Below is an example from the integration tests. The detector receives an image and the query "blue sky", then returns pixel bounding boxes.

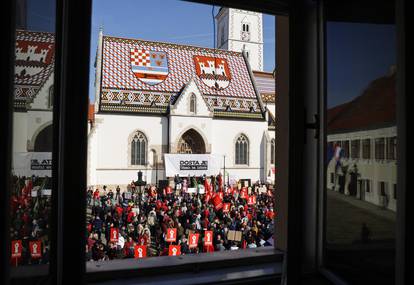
[88,0,276,100]
[25,0,396,108]
[327,22,396,107]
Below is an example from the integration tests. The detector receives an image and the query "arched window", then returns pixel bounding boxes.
[235,134,249,165]
[271,139,275,164]
[131,131,147,165]
[189,94,196,114]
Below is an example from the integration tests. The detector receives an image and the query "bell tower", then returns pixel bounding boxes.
[215,8,264,71]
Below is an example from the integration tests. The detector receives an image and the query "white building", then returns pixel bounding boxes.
[326,69,397,211]
[12,30,55,177]
[11,9,276,190]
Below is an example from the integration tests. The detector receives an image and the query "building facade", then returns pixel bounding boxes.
[326,71,397,211]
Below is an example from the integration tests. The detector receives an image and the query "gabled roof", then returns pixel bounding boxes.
[99,35,264,119]
[253,70,275,104]
[327,72,396,134]
[14,30,55,110]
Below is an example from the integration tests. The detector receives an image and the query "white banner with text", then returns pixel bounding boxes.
[164,154,223,177]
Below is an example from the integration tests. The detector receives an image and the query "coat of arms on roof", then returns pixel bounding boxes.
[15,41,54,78]
[130,48,169,85]
[194,56,231,90]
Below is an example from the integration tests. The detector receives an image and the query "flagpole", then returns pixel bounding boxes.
[223,155,226,188]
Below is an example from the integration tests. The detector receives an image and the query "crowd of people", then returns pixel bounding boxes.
[85,174,275,261]
[9,174,275,265]
[10,175,51,265]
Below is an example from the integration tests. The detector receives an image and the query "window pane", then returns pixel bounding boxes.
[10,0,56,273]
[325,22,396,284]
[86,0,277,268]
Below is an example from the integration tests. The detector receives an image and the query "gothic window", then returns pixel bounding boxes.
[235,134,249,165]
[271,139,275,164]
[189,93,196,114]
[131,131,147,165]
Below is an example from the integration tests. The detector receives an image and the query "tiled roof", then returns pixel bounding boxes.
[327,73,396,134]
[253,71,275,104]
[99,35,263,118]
[14,30,55,110]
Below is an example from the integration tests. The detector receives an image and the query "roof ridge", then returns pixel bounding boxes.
[103,34,243,56]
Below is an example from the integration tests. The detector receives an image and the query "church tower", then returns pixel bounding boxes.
[215,8,264,71]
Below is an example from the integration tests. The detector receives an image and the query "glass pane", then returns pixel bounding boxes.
[86,0,276,266]
[325,22,396,284]
[10,0,56,271]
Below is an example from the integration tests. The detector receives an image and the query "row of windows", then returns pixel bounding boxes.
[131,132,273,166]
[330,175,397,200]
[330,136,397,160]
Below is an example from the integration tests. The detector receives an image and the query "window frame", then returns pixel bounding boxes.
[234,134,249,165]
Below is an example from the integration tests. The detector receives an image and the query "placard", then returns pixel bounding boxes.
[124,192,132,199]
[110,227,119,242]
[227,230,242,241]
[222,203,230,213]
[41,189,52,196]
[134,245,147,259]
[165,228,177,243]
[168,245,181,256]
[11,240,22,258]
[188,233,199,248]
[187,187,197,194]
[248,195,256,205]
[204,231,213,246]
[29,241,42,259]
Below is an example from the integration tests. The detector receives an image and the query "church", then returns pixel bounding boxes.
[11,8,275,190]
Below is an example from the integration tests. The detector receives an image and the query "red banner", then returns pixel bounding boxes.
[188,233,200,248]
[134,245,147,259]
[168,245,181,256]
[165,228,177,242]
[110,227,119,242]
[11,240,22,258]
[204,231,213,246]
[29,241,42,259]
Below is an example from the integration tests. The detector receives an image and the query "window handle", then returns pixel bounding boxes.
[304,111,320,142]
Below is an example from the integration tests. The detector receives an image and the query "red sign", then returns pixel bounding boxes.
[204,231,213,246]
[165,228,177,242]
[248,195,257,205]
[188,233,200,248]
[223,203,230,213]
[29,241,42,259]
[212,195,223,210]
[165,186,173,195]
[110,227,119,242]
[11,240,22,258]
[134,245,147,259]
[240,188,248,199]
[168,245,181,256]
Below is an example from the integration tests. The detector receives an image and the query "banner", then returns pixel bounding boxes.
[13,152,52,177]
[164,154,223,177]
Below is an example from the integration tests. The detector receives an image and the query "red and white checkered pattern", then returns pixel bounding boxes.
[130,49,150,66]
[102,36,258,100]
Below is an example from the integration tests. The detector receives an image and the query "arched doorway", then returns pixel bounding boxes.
[177,129,206,154]
[34,124,53,152]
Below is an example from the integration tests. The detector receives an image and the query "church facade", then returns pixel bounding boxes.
[10,9,275,190]
[88,8,275,189]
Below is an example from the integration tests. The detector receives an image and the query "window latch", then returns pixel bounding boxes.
[304,112,320,141]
